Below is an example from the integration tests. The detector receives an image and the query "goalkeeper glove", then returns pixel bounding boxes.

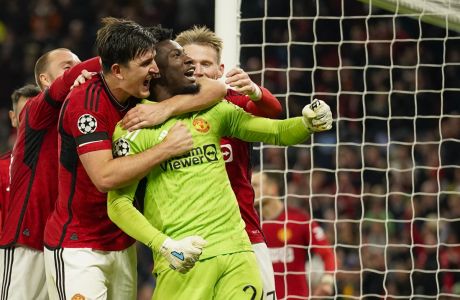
[302,99,333,132]
[159,236,207,274]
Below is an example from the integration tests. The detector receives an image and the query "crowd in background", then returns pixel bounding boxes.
[0,0,459,299]
[0,0,214,152]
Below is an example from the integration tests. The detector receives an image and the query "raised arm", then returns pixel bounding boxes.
[244,86,282,118]
[121,77,226,131]
[48,57,101,103]
[225,67,282,118]
[28,57,101,129]
[220,99,332,146]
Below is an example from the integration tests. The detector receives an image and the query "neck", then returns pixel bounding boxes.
[150,85,173,102]
[262,198,284,220]
[102,72,130,104]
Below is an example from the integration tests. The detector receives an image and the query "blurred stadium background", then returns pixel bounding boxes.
[0,0,459,299]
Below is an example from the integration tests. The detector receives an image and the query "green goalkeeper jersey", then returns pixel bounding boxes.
[108,100,311,273]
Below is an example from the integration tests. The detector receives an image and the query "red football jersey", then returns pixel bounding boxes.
[44,74,134,251]
[0,151,11,231]
[0,57,101,251]
[262,207,335,299]
[223,87,281,243]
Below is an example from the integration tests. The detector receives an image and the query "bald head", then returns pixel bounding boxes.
[34,48,80,90]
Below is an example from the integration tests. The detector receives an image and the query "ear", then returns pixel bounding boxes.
[111,64,123,80]
[39,73,50,89]
[216,63,224,79]
[9,110,17,128]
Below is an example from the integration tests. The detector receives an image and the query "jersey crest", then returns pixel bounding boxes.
[77,114,97,134]
[277,227,293,242]
[71,293,86,300]
[192,117,210,133]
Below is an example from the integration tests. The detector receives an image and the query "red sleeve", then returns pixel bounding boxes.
[245,86,282,118]
[309,219,336,272]
[64,92,112,156]
[224,87,282,118]
[48,57,101,103]
[27,57,101,130]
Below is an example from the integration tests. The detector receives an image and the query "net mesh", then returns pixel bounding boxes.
[239,0,460,298]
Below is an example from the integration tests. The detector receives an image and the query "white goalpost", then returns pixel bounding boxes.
[216,0,460,299]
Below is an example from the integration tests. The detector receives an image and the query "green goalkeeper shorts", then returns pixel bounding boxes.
[153,251,263,300]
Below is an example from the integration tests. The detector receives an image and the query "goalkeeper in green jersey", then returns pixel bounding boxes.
[107,26,333,300]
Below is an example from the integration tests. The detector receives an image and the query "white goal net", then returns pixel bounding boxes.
[230,0,460,299]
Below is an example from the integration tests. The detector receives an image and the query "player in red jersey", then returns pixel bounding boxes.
[253,171,336,299]
[175,25,282,299]
[44,18,225,300]
[0,84,40,231]
[0,48,100,300]
[0,152,10,232]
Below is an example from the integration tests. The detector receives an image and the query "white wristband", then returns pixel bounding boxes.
[248,85,262,101]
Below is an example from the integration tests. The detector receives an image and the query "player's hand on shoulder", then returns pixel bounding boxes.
[70,70,97,90]
[225,67,261,100]
[160,236,207,274]
[162,122,193,157]
[302,98,333,132]
[122,102,173,132]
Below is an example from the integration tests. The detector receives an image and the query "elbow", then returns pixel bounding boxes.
[267,107,283,119]
[93,176,117,193]
[269,103,283,118]
[275,106,283,118]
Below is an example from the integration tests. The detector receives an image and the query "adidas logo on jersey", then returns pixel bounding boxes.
[160,144,218,171]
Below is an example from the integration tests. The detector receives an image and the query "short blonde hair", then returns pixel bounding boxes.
[175,26,223,63]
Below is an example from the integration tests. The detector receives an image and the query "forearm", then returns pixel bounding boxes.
[108,192,167,252]
[233,116,312,146]
[93,142,172,192]
[167,77,226,116]
[246,86,282,118]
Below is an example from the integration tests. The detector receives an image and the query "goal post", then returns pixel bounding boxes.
[214,0,241,70]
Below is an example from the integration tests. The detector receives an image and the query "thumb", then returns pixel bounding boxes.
[190,236,207,248]
[302,105,317,119]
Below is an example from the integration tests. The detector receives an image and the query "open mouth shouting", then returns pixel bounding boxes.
[143,74,153,90]
[184,65,196,82]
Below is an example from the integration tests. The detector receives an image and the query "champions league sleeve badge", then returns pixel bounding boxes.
[112,138,130,157]
[77,114,97,134]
